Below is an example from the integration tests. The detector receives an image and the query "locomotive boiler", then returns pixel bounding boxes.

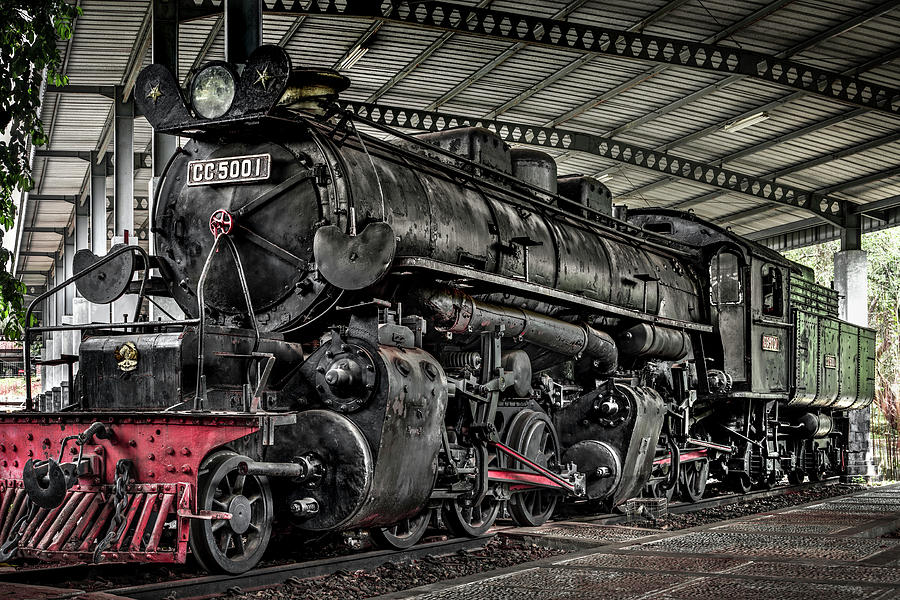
[0,46,875,573]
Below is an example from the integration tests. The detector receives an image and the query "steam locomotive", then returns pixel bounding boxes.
[0,46,874,573]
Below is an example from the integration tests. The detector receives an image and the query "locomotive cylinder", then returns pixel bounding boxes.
[617,323,691,360]
[417,287,618,373]
[795,413,834,438]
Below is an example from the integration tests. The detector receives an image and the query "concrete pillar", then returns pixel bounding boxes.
[114,87,134,239]
[64,230,75,312]
[90,152,107,255]
[835,215,877,480]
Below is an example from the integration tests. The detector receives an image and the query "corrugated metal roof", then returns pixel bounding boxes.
[15,0,900,288]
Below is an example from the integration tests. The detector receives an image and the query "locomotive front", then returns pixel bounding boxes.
[0,46,715,573]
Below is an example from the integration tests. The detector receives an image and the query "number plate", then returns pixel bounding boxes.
[762,334,780,352]
[187,153,270,186]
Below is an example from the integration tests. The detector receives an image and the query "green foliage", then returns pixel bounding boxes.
[784,229,900,434]
[0,1,80,339]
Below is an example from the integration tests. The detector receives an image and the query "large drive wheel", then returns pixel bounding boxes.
[442,494,500,537]
[370,509,432,550]
[680,459,709,503]
[190,451,274,574]
[505,410,560,527]
[788,470,805,484]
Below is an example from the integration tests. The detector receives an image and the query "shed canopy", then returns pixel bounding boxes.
[14,0,900,290]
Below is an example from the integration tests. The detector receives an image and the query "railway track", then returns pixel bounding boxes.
[0,478,845,599]
[568,476,842,525]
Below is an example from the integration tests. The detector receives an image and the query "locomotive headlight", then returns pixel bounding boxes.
[191,64,236,119]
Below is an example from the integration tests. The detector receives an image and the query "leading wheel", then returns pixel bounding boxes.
[370,509,432,550]
[442,493,500,537]
[505,410,560,527]
[680,459,709,503]
[727,472,751,494]
[190,451,274,574]
[647,479,676,502]
[788,470,805,484]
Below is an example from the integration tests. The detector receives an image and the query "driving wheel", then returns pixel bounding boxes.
[190,451,274,574]
[505,409,561,527]
[370,508,432,550]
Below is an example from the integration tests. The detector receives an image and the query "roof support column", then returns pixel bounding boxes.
[90,152,107,255]
[63,230,75,313]
[225,0,262,63]
[113,86,134,241]
[152,0,178,256]
[835,213,876,480]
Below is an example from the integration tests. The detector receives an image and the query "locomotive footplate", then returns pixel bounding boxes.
[0,411,292,564]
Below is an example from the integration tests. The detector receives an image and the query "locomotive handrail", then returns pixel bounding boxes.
[22,244,153,412]
[329,108,695,261]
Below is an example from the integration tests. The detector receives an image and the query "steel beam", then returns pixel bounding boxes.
[770,131,900,179]
[33,150,152,168]
[340,100,847,225]
[290,0,900,116]
[225,0,262,63]
[817,165,900,195]
[18,271,51,277]
[186,16,223,84]
[365,0,492,104]
[22,227,67,235]
[113,87,135,239]
[26,194,77,203]
[425,0,591,111]
[45,84,116,96]
[19,251,59,258]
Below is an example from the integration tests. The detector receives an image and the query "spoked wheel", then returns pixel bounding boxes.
[190,451,274,574]
[808,467,827,482]
[505,410,561,527]
[647,479,676,502]
[727,472,752,494]
[788,470,805,484]
[442,493,500,537]
[680,459,709,503]
[370,509,432,550]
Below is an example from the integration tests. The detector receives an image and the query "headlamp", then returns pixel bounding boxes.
[191,64,236,119]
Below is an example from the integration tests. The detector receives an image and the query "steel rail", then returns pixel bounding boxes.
[569,476,842,525]
[106,536,491,600]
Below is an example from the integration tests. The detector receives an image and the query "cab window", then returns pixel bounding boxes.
[710,250,742,305]
[761,264,784,317]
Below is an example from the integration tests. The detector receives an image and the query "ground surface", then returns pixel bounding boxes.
[216,482,876,600]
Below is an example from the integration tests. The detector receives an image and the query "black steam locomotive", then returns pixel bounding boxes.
[0,46,874,573]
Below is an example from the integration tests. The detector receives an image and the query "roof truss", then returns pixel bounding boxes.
[277,0,900,116]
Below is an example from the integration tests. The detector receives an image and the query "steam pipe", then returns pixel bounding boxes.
[416,287,617,373]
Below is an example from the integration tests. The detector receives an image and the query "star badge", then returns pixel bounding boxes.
[254,65,273,90]
[146,84,163,103]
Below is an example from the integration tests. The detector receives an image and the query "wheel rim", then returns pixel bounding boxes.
[681,459,708,502]
[191,452,274,573]
[371,509,432,550]
[507,412,560,527]
[443,493,500,537]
